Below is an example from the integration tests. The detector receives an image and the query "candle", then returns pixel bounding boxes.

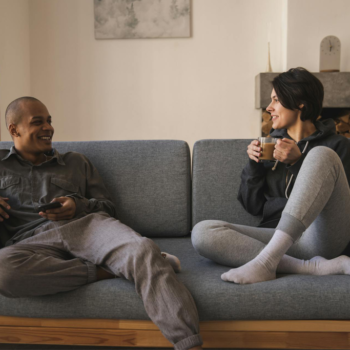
[267,22,271,43]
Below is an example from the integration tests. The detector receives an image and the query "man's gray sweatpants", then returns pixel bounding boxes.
[192,146,350,268]
[0,213,202,350]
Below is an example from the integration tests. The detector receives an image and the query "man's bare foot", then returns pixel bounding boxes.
[96,266,116,281]
[161,252,181,272]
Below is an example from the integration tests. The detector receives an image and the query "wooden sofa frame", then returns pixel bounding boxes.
[0,316,349,349]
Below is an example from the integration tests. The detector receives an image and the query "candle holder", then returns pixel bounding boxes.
[266,42,273,72]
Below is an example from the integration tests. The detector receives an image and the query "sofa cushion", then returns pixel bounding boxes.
[192,139,261,228]
[1,237,350,321]
[0,140,191,237]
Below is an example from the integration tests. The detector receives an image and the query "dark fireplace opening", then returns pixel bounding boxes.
[319,108,350,137]
[320,108,350,120]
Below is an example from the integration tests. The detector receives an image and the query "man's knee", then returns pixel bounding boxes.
[0,247,23,298]
[133,237,160,260]
[191,220,225,255]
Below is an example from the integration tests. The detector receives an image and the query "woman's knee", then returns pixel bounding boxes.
[306,146,341,167]
[191,220,226,254]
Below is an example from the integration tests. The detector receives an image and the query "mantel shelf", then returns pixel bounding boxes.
[255,72,350,109]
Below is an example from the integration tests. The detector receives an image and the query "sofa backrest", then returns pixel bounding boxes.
[0,140,191,237]
[192,139,261,228]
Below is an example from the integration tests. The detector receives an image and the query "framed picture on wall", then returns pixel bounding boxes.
[94,0,191,39]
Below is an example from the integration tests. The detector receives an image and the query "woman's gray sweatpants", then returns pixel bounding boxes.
[192,146,350,268]
[0,213,202,350]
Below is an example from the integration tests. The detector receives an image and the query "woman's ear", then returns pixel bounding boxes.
[299,103,305,110]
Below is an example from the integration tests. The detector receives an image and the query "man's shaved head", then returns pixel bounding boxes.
[5,97,54,162]
[5,97,42,129]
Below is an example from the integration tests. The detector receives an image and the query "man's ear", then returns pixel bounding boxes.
[9,124,20,138]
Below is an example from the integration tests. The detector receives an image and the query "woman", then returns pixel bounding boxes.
[192,67,350,284]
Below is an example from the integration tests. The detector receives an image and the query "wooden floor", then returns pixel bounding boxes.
[0,346,170,350]
[0,346,172,350]
[1,317,350,350]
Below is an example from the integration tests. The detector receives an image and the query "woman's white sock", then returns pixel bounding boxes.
[221,230,294,284]
[277,254,350,276]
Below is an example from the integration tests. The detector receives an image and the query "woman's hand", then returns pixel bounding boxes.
[39,197,76,221]
[274,138,302,165]
[0,197,10,222]
[247,140,261,163]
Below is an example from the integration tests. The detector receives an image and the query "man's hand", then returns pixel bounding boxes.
[0,197,10,222]
[273,138,302,165]
[39,197,76,221]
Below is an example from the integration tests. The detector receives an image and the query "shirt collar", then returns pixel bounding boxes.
[1,146,65,166]
[1,146,18,161]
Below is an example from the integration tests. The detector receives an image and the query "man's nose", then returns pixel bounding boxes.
[43,122,54,131]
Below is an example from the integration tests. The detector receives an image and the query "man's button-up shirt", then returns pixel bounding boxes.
[0,147,117,247]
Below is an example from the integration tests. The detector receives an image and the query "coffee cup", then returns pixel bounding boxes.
[258,137,277,162]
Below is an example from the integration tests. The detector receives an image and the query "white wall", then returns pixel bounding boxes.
[287,0,350,72]
[3,0,350,146]
[0,0,31,141]
[0,0,285,149]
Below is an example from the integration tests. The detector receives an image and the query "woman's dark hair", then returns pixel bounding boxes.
[272,67,324,123]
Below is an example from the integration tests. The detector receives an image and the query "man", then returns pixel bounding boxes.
[0,97,203,350]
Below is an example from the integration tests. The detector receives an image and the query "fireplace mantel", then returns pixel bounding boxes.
[255,72,350,109]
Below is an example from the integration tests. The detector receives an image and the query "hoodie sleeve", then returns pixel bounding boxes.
[237,159,267,216]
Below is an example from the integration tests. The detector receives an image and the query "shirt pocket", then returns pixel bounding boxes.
[0,176,22,208]
[0,175,21,194]
[50,176,80,197]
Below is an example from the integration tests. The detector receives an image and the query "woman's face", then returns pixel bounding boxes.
[266,89,299,130]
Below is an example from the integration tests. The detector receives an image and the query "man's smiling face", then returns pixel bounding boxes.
[12,100,54,157]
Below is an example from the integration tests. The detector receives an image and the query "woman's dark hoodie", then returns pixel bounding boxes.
[238,119,350,228]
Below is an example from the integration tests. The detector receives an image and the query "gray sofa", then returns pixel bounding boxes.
[1,139,350,349]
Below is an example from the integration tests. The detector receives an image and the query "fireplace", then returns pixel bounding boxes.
[255,72,350,137]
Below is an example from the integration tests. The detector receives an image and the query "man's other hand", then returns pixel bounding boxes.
[39,197,76,221]
[0,197,10,222]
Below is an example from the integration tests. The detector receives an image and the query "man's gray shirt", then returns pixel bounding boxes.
[0,147,117,248]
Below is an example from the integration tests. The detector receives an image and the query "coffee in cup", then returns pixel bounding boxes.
[258,137,277,161]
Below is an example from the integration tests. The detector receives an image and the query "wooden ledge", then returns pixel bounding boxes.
[2,317,350,332]
[1,317,350,348]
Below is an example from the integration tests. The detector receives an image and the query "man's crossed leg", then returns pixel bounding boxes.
[0,212,203,350]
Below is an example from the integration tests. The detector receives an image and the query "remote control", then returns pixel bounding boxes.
[37,202,62,213]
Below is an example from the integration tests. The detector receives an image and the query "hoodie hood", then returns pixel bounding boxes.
[270,118,336,142]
